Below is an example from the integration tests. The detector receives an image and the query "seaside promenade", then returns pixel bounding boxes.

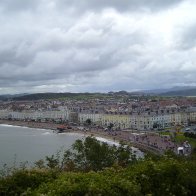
[0,119,180,155]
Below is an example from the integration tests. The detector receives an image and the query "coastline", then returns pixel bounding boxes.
[0,119,128,144]
[0,119,58,130]
[0,120,145,156]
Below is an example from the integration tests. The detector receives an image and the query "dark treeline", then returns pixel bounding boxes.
[12,92,113,101]
[184,132,196,139]
[0,137,196,195]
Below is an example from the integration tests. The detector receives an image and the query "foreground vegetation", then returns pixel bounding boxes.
[175,132,196,149]
[0,137,196,195]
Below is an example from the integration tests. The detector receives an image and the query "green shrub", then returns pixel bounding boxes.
[31,171,141,196]
[0,169,59,195]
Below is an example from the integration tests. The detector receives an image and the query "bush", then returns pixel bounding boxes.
[0,169,59,195]
[0,137,196,195]
[30,171,141,196]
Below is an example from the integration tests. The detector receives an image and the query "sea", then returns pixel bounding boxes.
[0,124,143,168]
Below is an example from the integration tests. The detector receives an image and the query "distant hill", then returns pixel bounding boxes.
[140,86,196,94]
[109,91,142,96]
[1,86,196,101]
[159,88,196,96]
[0,93,29,101]
[12,92,112,101]
[0,95,7,101]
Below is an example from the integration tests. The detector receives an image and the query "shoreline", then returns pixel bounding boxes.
[0,120,128,142]
[0,123,52,131]
[0,120,145,158]
[0,120,144,155]
[0,119,58,130]
[0,119,128,144]
[0,120,160,155]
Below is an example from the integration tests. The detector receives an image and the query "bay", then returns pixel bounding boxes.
[0,124,84,168]
[0,124,144,169]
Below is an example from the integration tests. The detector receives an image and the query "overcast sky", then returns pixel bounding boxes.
[0,0,196,94]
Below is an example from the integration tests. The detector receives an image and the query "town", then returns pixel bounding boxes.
[0,94,196,155]
[0,95,196,130]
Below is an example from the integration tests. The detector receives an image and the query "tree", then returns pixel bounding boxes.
[108,123,114,130]
[85,118,92,127]
[71,137,116,171]
[116,142,136,166]
[1,141,196,195]
[61,137,134,171]
[45,155,59,169]
[34,159,45,169]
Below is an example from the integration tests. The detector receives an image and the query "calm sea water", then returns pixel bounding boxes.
[0,124,143,168]
[0,124,84,168]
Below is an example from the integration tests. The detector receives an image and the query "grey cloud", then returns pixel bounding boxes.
[0,10,146,87]
[0,0,185,14]
[176,24,196,50]
[0,0,39,12]
[0,0,195,94]
[0,45,34,69]
[57,0,185,13]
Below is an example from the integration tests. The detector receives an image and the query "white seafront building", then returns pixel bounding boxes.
[0,109,70,122]
[79,112,102,125]
[101,113,130,129]
[0,107,196,131]
[78,108,196,131]
[0,110,10,119]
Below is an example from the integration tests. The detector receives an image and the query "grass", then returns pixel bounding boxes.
[159,131,172,136]
[175,133,196,148]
